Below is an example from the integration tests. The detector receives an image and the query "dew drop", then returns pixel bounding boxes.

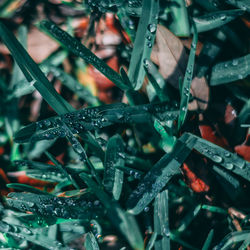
[232,59,238,66]
[147,24,157,34]
[147,42,152,48]
[212,155,223,163]
[224,152,231,158]
[225,163,234,170]
[144,206,149,212]
[220,15,226,21]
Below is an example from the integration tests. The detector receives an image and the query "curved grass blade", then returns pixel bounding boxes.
[154,190,170,250]
[103,135,125,200]
[126,133,197,215]
[201,229,214,250]
[168,0,190,36]
[214,230,250,250]
[79,173,144,250]
[146,232,157,250]
[6,183,49,195]
[39,20,129,91]
[0,221,66,250]
[192,134,250,182]
[225,0,250,12]
[128,0,159,90]
[84,232,100,250]
[210,54,250,85]
[192,9,244,33]
[178,24,198,130]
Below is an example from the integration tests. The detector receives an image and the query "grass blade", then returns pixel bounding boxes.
[103,134,125,200]
[210,54,250,85]
[126,133,197,215]
[178,24,198,130]
[193,9,244,33]
[79,173,144,250]
[84,232,100,250]
[128,0,159,90]
[154,190,170,250]
[39,20,129,91]
[201,229,214,250]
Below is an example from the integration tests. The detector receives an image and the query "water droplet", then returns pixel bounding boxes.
[147,42,152,48]
[232,59,238,66]
[220,15,226,21]
[144,207,149,212]
[43,120,51,127]
[147,24,157,34]
[212,155,223,163]
[147,35,151,41]
[143,58,149,67]
[224,152,231,158]
[225,163,234,170]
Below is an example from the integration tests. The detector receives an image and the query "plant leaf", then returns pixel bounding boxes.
[84,232,100,250]
[128,0,159,90]
[126,133,197,215]
[201,229,214,250]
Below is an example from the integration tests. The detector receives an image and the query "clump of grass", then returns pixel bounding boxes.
[0,0,249,249]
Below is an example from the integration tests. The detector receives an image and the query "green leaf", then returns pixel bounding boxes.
[168,0,190,36]
[126,133,197,215]
[84,232,100,250]
[192,9,244,33]
[103,134,125,200]
[0,21,74,115]
[214,230,250,249]
[79,173,144,250]
[154,190,170,250]
[145,232,157,250]
[225,0,250,12]
[39,20,129,91]
[6,183,49,195]
[202,229,214,250]
[0,221,66,250]
[178,24,198,130]
[128,0,159,90]
[193,135,250,182]
[210,54,250,85]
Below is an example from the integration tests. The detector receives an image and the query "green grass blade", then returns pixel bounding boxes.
[178,24,198,130]
[192,9,244,33]
[126,133,197,215]
[39,20,129,91]
[103,134,125,200]
[193,134,250,182]
[84,232,100,250]
[0,21,74,115]
[225,0,250,12]
[79,173,144,250]
[168,0,190,36]
[146,232,157,250]
[45,151,80,190]
[6,183,49,195]
[154,190,170,250]
[201,229,214,250]
[210,54,250,85]
[128,0,159,90]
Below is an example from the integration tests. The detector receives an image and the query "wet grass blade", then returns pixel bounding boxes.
[84,232,100,250]
[0,221,66,250]
[178,24,198,130]
[144,59,169,102]
[39,20,129,91]
[154,190,170,250]
[168,0,190,36]
[146,232,157,250]
[45,151,79,190]
[214,230,250,249]
[0,21,74,115]
[192,9,244,33]
[79,173,144,250]
[201,229,214,250]
[128,0,159,90]
[126,133,197,215]
[225,0,250,12]
[103,135,125,200]
[210,54,250,85]
[192,134,250,182]
[6,183,49,195]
